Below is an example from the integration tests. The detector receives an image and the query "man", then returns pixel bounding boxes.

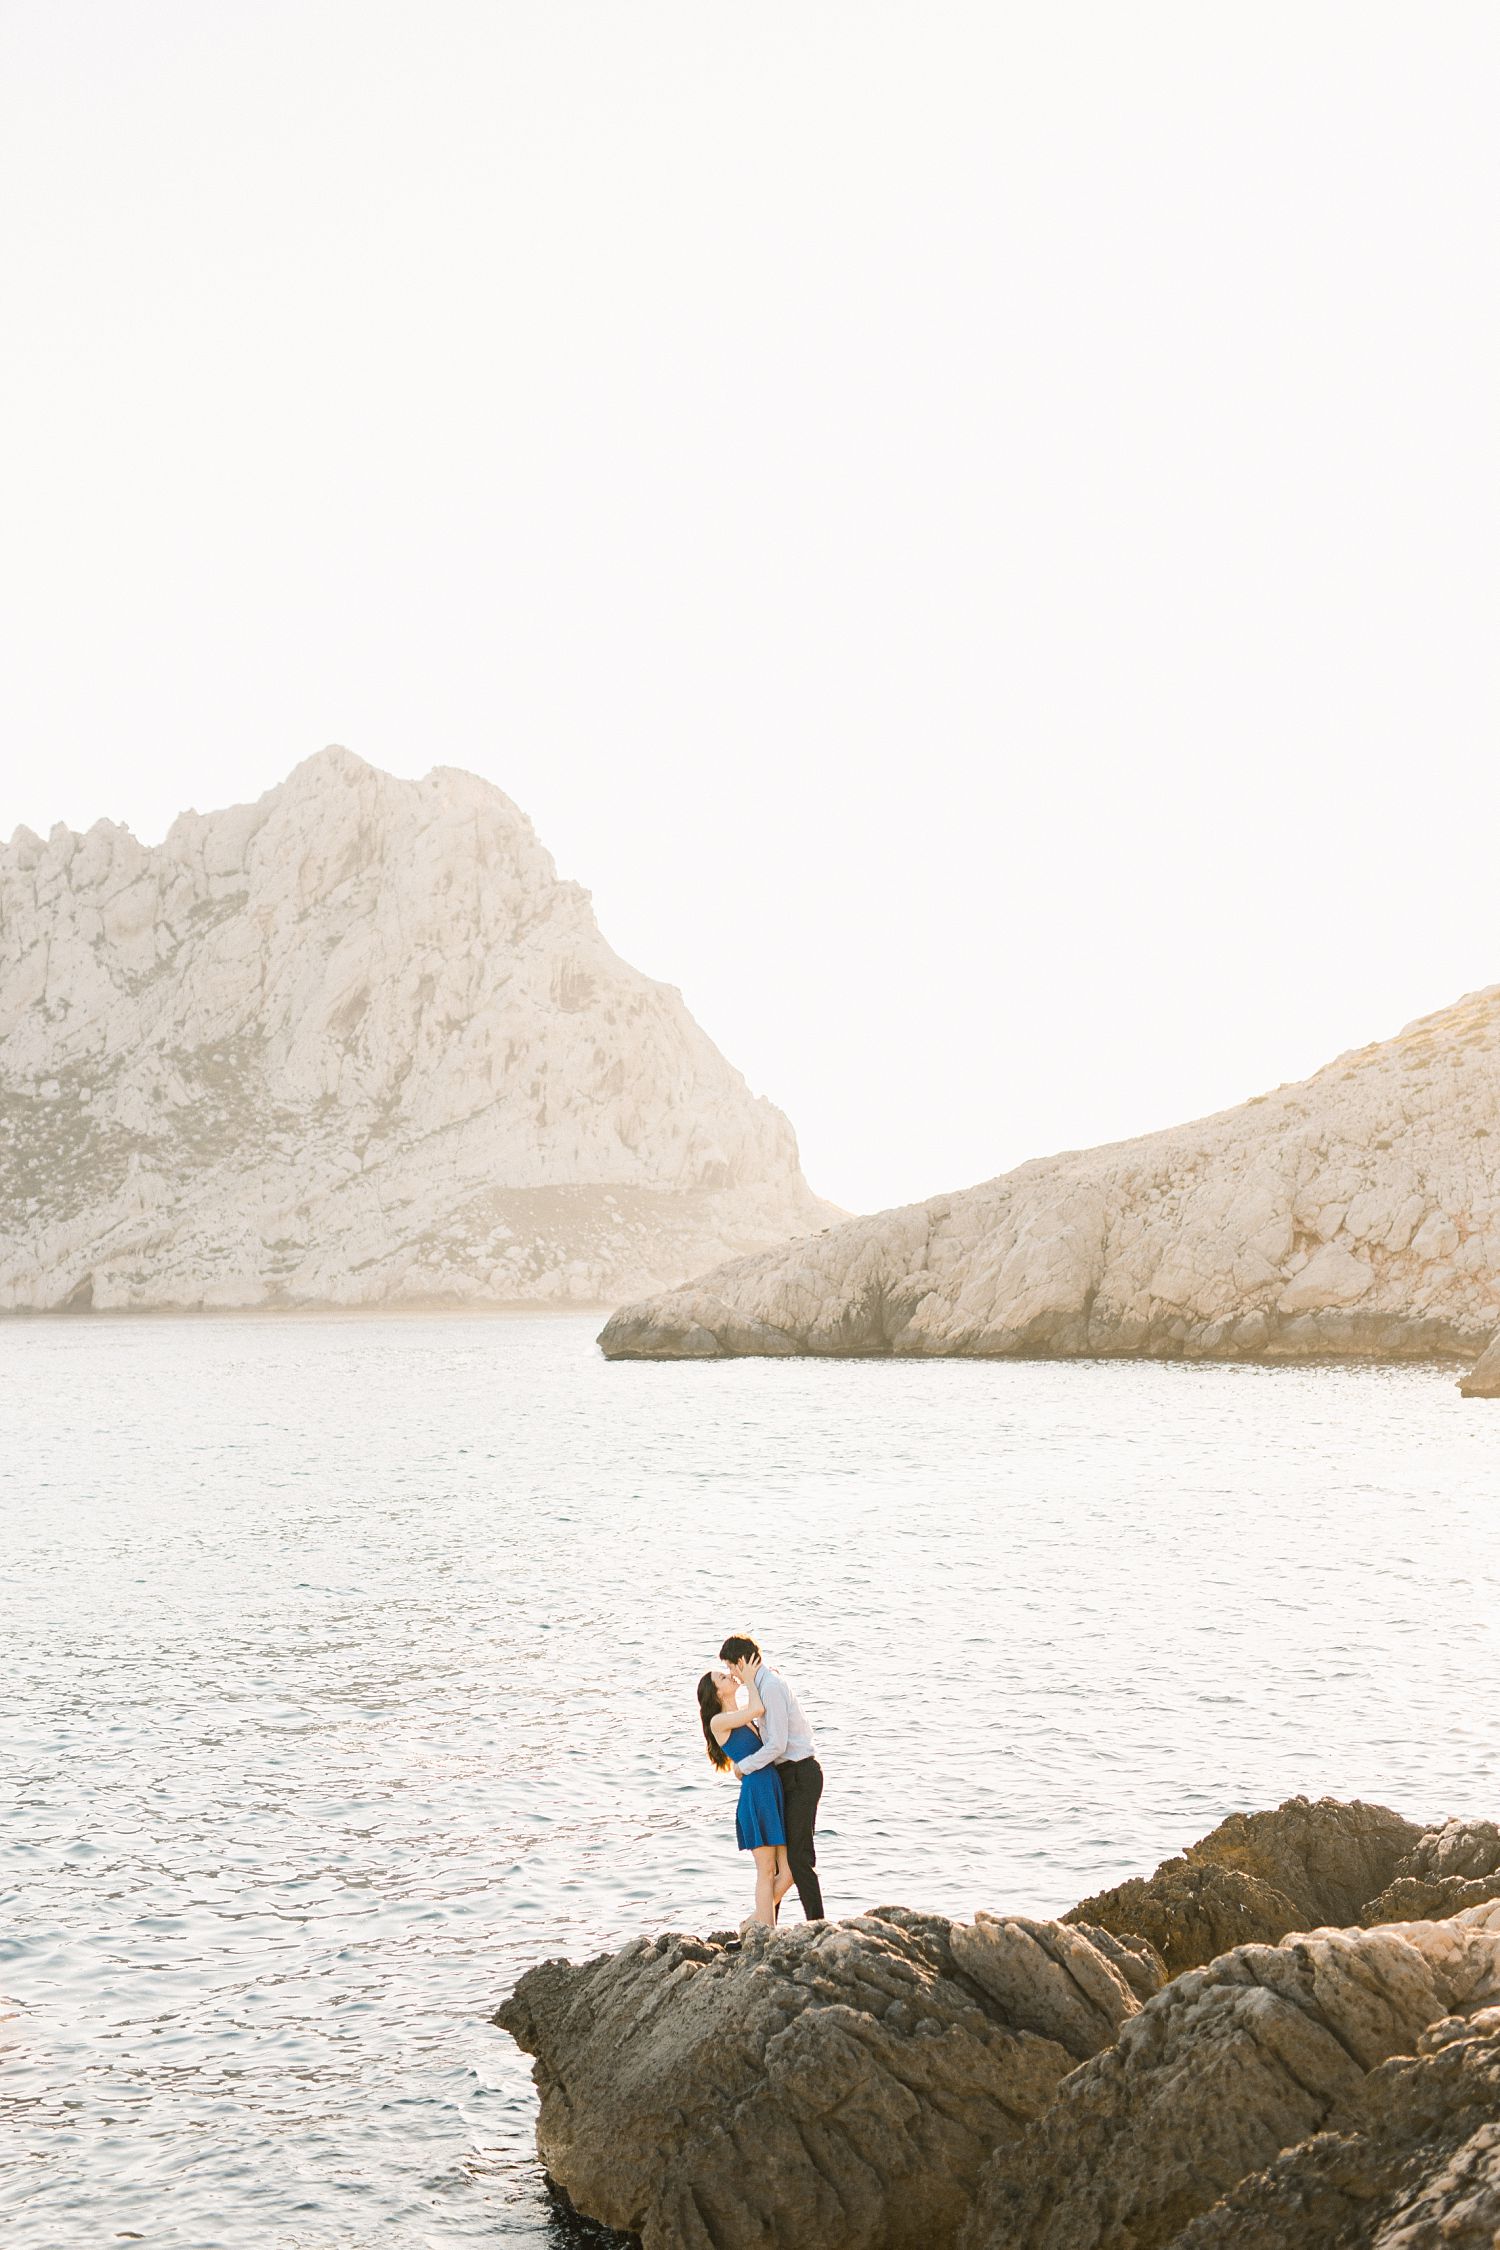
[719,1633,824,1921]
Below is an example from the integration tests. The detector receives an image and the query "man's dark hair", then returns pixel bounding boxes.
[719,1633,761,1666]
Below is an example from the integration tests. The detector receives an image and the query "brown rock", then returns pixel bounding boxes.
[961,1916,1500,2250]
[1363,1819,1500,1927]
[1177,2001,1500,2244]
[1064,1795,1421,1973]
[494,1908,1163,2250]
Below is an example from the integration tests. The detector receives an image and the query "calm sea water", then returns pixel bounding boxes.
[3,1314,1498,2246]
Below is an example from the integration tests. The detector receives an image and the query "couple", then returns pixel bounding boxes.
[695,1634,824,1929]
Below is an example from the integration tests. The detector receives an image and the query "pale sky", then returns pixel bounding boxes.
[2,3,1495,1216]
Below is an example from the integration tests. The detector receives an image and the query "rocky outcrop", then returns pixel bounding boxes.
[1065,1795,1421,1974]
[1175,1999,1500,2247]
[497,1811,1500,2247]
[1362,1820,1500,1928]
[599,981,1500,1363]
[964,1910,1500,2250]
[1459,1328,1500,1394]
[0,748,833,1310]
[494,1907,1164,2250]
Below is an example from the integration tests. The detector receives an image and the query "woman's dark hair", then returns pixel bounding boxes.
[697,1672,731,1770]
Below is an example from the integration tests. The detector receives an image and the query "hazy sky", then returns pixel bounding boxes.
[2,4,1495,1215]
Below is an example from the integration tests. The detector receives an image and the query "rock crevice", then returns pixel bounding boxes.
[497,1799,1500,2250]
[496,1907,1163,2250]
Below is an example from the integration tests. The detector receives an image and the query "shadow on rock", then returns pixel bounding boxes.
[496,1803,1500,2250]
[1064,1794,1420,1974]
[964,1905,1500,2250]
[496,1907,1162,2250]
[1362,1819,1500,1929]
[1176,1995,1500,2247]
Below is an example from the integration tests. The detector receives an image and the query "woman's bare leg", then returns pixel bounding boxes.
[751,1846,779,1927]
[772,1847,795,1913]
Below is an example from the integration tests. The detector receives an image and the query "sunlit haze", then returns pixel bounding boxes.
[3,3,1495,1214]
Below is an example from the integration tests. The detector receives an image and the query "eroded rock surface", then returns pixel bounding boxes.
[0,749,833,1309]
[1064,1795,1421,1974]
[494,1908,1163,2250]
[1176,2004,1500,2247]
[963,1913,1500,2250]
[600,982,1500,1362]
[1363,1820,1500,1928]
[498,1822,1500,2249]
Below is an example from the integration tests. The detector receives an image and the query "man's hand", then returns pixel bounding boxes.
[731,1763,742,1778]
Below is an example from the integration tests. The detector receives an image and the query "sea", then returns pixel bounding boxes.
[3,1313,1498,2246]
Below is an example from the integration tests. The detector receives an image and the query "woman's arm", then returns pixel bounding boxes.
[709,1708,760,1743]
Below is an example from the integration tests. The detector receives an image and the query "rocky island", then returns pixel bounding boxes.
[600,978,1500,1386]
[0,748,834,1311]
[497,1797,1500,2248]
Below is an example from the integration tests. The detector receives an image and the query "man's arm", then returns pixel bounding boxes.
[734,1673,789,1773]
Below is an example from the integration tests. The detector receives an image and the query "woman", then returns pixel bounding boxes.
[696,1666,794,1927]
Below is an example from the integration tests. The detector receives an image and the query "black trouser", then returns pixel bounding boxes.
[779,1755,824,1919]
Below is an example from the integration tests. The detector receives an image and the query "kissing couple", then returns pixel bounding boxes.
[695,1634,824,1930]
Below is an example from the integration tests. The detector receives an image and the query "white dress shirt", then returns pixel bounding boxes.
[735,1664,816,1774]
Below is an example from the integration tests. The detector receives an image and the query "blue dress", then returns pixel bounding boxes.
[723,1724,786,1851]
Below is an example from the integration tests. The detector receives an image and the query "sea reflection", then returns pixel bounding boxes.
[3,1314,1498,2244]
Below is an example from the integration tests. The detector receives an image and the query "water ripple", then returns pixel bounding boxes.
[3,1315,1499,2243]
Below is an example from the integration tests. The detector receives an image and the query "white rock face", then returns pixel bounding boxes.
[601,981,1500,1363]
[0,748,834,1311]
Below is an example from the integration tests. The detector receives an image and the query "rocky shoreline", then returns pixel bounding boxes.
[599,982,1500,1387]
[496,1797,1500,2248]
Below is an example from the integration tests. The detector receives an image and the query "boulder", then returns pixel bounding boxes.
[1363,1819,1500,1927]
[494,1907,1164,2250]
[1064,1796,1421,1973]
[1175,2007,1500,2247]
[961,1913,1500,2250]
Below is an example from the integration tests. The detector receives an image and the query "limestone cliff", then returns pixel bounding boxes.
[601,980,1500,1364]
[0,748,833,1310]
